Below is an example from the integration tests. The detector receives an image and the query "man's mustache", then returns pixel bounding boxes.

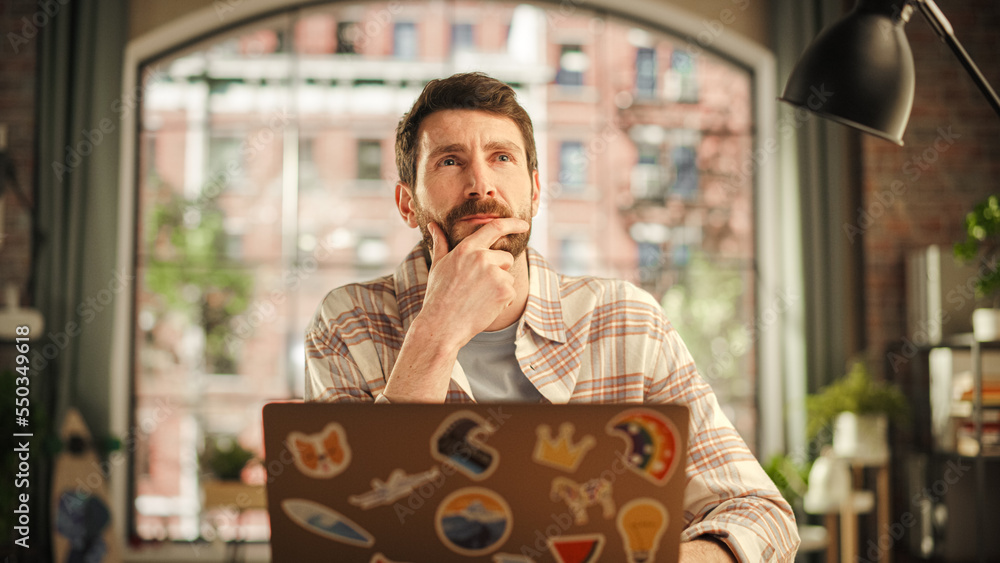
[442,199,513,227]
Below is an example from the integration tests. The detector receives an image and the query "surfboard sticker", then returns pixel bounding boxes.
[282,498,374,547]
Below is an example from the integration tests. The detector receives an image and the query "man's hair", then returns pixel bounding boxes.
[394,72,538,188]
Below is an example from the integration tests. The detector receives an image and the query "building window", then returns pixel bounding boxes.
[556,44,586,87]
[336,21,356,54]
[665,50,698,103]
[451,23,474,53]
[356,139,382,181]
[631,143,667,202]
[394,22,418,59]
[558,141,587,192]
[670,145,699,200]
[637,241,664,285]
[636,47,657,98]
[559,237,592,276]
[207,136,245,192]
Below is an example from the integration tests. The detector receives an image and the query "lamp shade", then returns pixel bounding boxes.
[779,0,915,145]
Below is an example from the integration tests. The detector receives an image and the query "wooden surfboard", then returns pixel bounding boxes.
[51,408,121,563]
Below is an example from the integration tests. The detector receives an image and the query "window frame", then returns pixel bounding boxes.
[114,1,799,558]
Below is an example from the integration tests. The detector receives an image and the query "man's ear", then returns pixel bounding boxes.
[530,169,541,217]
[395,182,419,228]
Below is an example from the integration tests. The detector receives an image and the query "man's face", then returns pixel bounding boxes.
[397,109,540,258]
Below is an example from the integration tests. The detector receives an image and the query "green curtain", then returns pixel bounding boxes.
[34,0,128,559]
[770,0,863,454]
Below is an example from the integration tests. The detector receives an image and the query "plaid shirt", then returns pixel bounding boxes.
[306,245,799,561]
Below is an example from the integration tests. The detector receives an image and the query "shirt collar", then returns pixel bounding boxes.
[392,244,567,344]
[522,248,567,344]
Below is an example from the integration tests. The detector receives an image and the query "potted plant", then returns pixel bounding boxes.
[806,360,908,464]
[200,436,265,511]
[955,193,1000,340]
[763,453,810,513]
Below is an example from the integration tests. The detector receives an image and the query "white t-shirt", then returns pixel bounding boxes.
[457,321,543,402]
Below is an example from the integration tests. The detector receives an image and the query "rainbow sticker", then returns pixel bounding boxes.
[606,409,680,486]
[435,487,512,556]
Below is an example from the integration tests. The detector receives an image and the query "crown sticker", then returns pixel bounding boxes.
[533,423,596,473]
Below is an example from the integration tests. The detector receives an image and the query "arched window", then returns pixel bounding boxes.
[132,1,764,543]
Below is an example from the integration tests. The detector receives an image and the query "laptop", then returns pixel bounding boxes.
[262,402,689,562]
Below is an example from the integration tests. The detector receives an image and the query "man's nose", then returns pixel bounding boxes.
[464,157,495,198]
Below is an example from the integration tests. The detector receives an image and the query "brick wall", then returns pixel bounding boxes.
[861,0,1000,376]
[0,0,39,309]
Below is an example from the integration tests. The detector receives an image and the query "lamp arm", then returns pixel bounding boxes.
[913,0,1000,118]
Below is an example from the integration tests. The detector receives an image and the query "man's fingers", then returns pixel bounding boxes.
[428,222,449,264]
[462,217,529,249]
[495,250,515,272]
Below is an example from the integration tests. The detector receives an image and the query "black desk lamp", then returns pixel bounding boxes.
[779,0,1000,145]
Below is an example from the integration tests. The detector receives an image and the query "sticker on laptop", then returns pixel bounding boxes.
[286,422,351,479]
[548,534,606,563]
[617,498,668,563]
[533,423,595,473]
[281,498,374,548]
[348,467,442,510]
[430,411,499,481]
[493,554,536,563]
[606,408,680,485]
[369,554,412,563]
[435,487,512,556]
[550,476,615,525]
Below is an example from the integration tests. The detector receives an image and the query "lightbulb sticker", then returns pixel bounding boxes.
[616,498,668,563]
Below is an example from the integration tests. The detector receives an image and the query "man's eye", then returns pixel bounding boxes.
[498,154,511,162]
[442,158,457,166]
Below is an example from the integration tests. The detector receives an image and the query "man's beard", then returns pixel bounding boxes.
[415,198,532,259]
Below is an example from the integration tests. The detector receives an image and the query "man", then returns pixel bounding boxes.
[305,72,799,562]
